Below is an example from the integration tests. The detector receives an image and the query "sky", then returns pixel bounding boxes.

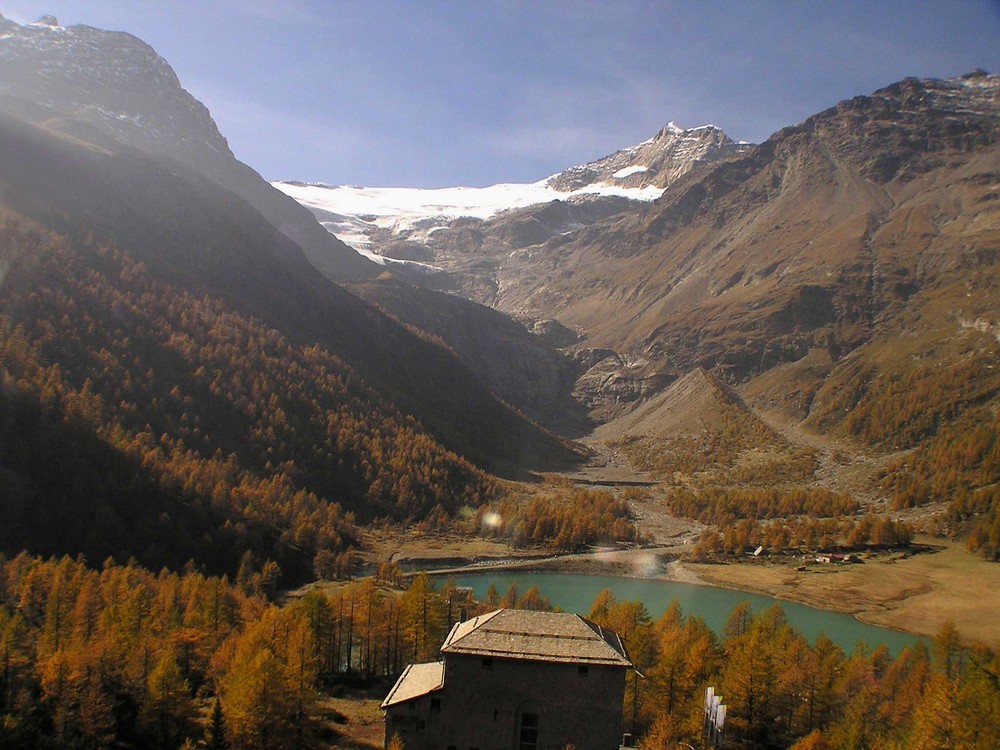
[2,1,1000,187]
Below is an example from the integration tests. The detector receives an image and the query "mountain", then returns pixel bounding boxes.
[2,11,997,559]
[273,120,747,299]
[0,14,376,280]
[0,15,606,435]
[1,100,577,458]
[495,72,1000,553]
[0,13,585,462]
[545,121,747,191]
[487,73,1000,380]
[289,70,1000,556]
[346,277,589,434]
[280,73,1000,442]
[590,367,740,441]
[0,80,589,577]
[277,121,745,247]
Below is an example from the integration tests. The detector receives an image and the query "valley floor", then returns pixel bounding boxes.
[386,539,999,645]
[371,404,1000,646]
[685,538,1000,645]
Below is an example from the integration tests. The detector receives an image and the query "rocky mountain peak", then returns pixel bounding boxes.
[767,72,1000,184]
[546,120,750,192]
[0,14,376,280]
[0,15,229,163]
[654,120,725,142]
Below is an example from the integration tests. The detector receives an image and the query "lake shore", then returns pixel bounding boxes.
[404,536,999,645]
[683,539,1000,645]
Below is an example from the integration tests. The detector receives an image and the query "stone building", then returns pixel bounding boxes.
[381,608,633,750]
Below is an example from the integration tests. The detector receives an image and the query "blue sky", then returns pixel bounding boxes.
[3,1,999,187]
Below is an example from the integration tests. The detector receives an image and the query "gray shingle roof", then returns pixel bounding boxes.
[381,661,445,709]
[440,609,632,667]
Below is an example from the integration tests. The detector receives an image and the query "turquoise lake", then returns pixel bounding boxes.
[444,571,923,656]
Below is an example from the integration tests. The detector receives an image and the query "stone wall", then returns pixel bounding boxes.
[385,654,626,750]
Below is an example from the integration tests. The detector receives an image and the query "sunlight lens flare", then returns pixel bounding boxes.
[632,553,659,578]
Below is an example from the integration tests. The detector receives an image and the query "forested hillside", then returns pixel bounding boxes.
[0,209,501,579]
[0,105,594,583]
[0,112,575,482]
[814,352,1000,558]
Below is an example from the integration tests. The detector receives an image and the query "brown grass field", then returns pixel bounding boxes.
[683,538,1000,645]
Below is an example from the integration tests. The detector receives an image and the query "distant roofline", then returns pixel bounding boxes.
[440,608,633,668]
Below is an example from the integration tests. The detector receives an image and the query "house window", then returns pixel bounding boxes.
[481,657,493,669]
[431,697,441,712]
[518,713,539,750]
[578,665,589,675]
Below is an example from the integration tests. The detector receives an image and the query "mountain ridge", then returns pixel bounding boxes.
[486,73,1000,367]
[0,101,578,478]
[0,13,377,280]
[273,118,747,263]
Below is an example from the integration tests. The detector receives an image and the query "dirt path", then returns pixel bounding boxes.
[563,439,702,547]
[419,545,711,587]
[562,440,657,486]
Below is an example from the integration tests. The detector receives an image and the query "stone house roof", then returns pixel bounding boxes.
[440,609,632,667]
[380,661,445,709]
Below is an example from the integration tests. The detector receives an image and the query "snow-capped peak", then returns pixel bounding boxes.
[274,121,753,256]
[546,120,750,192]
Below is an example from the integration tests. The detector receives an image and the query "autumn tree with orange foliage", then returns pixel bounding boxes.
[474,489,644,550]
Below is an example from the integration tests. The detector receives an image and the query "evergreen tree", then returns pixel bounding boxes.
[205,697,229,749]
